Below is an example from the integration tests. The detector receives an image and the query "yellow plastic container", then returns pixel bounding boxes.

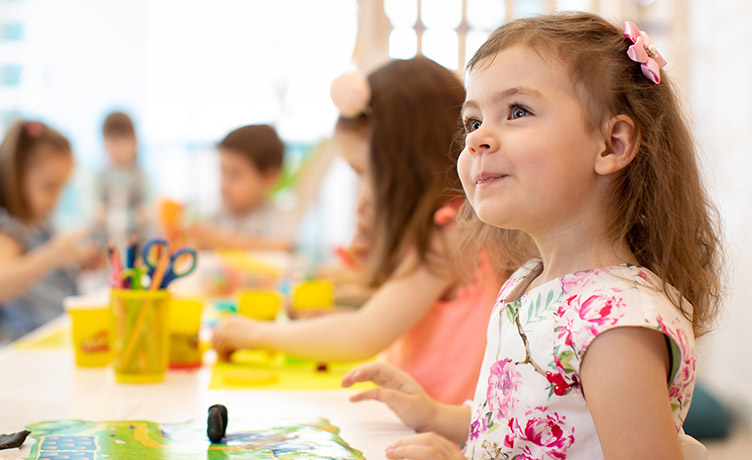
[168,297,203,369]
[64,296,112,367]
[291,280,334,311]
[237,290,282,321]
[110,289,171,383]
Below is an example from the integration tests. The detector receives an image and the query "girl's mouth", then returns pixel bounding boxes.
[476,173,507,187]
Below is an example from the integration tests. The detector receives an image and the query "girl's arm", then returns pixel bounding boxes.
[212,246,455,362]
[0,230,93,303]
[187,224,293,252]
[580,327,684,460]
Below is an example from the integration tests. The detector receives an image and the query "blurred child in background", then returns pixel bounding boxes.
[187,124,294,251]
[213,57,510,405]
[95,111,150,246]
[0,121,98,344]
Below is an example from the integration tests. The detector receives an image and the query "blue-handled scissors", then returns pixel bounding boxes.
[141,237,198,289]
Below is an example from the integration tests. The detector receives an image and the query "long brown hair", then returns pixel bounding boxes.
[0,120,72,223]
[462,12,723,335]
[337,56,466,286]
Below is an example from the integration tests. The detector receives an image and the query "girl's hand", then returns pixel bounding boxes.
[385,433,465,460]
[211,315,265,361]
[45,229,98,268]
[342,362,438,433]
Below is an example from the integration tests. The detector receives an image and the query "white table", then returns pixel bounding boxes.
[0,320,414,459]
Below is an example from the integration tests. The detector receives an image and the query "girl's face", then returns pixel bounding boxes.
[333,127,372,255]
[458,45,606,236]
[23,146,73,222]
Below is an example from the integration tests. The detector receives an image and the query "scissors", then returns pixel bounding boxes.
[141,237,198,289]
[120,266,149,290]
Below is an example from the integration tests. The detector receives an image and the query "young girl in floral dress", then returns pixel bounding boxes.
[342,12,723,460]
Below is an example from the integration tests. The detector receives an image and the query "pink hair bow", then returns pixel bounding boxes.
[25,121,43,137]
[623,21,667,84]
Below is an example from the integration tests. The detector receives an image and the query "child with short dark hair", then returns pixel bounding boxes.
[187,124,293,251]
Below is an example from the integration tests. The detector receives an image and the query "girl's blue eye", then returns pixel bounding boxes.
[465,119,482,133]
[509,105,530,120]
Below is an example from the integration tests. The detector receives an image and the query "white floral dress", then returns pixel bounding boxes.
[465,259,696,460]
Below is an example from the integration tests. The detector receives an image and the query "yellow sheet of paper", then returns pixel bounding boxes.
[209,349,376,390]
[14,323,71,350]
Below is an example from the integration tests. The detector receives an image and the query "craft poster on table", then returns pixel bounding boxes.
[23,418,364,460]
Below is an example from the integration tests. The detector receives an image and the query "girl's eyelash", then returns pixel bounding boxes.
[463,117,481,133]
[507,102,532,119]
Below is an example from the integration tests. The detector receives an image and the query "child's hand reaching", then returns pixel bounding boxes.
[212,315,264,361]
[385,433,466,460]
[185,223,222,250]
[45,229,99,268]
[342,362,439,433]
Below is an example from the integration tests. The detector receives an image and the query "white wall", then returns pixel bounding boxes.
[691,0,752,418]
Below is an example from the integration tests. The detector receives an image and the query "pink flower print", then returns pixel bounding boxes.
[556,291,626,349]
[560,270,600,295]
[486,359,522,422]
[576,293,625,326]
[504,407,575,460]
[468,414,489,441]
[637,270,655,287]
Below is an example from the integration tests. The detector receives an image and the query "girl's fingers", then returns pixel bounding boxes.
[342,362,382,386]
[386,445,435,460]
[349,388,379,402]
[349,387,406,407]
[387,433,462,459]
[342,361,411,390]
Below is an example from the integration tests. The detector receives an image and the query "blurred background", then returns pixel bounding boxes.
[1,0,750,454]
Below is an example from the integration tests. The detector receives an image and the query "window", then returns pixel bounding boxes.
[379,0,679,74]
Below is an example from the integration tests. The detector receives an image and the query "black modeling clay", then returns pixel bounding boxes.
[0,430,31,450]
[207,404,228,443]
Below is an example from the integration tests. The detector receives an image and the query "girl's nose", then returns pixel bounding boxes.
[465,127,498,155]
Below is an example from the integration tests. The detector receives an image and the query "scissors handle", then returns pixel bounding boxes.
[159,246,199,289]
[141,237,169,272]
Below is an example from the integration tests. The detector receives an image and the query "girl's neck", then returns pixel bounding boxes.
[524,217,637,293]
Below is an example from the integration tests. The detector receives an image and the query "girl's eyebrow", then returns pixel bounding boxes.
[462,86,545,113]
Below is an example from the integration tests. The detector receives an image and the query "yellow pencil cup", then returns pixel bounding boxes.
[237,290,282,321]
[292,280,334,311]
[168,297,203,369]
[64,296,112,367]
[110,289,171,383]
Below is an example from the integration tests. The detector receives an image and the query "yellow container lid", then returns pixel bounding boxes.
[291,280,334,310]
[168,298,204,333]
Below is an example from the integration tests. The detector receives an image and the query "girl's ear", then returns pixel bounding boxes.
[594,115,640,176]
